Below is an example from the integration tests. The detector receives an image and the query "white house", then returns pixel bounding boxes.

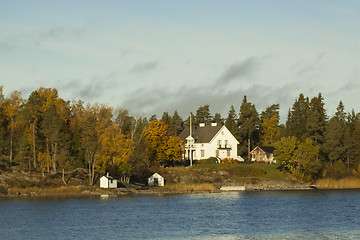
[250,146,276,164]
[148,173,165,187]
[100,173,117,188]
[179,123,242,162]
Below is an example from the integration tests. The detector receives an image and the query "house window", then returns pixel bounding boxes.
[225,140,228,147]
[216,150,219,157]
[201,150,204,158]
[227,149,230,157]
[218,140,221,147]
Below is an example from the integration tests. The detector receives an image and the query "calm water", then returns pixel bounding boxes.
[1,190,360,239]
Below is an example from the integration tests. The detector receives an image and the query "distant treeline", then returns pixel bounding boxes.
[1,86,360,183]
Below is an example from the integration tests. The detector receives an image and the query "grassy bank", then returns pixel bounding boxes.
[315,177,360,189]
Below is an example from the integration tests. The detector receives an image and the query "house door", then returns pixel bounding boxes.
[154,178,158,186]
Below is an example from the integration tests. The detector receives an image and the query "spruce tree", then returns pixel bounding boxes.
[306,93,327,145]
[286,93,309,141]
[238,96,260,160]
[194,104,212,126]
[225,105,238,136]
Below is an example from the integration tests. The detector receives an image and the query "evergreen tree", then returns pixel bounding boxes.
[238,96,260,160]
[169,110,184,136]
[225,105,238,136]
[161,112,171,126]
[286,93,309,141]
[322,101,346,166]
[115,109,134,137]
[213,113,223,125]
[261,104,280,122]
[306,93,327,145]
[194,104,212,126]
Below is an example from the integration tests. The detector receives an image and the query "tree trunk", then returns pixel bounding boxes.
[247,137,250,161]
[32,122,37,169]
[9,130,13,165]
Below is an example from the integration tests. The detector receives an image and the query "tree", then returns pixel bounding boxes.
[169,110,184,136]
[261,104,280,122]
[143,120,183,166]
[286,93,309,141]
[20,90,46,171]
[41,103,68,173]
[81,113,100,185]
[161,112,171,126]
[274,136,298,170]
[306,93,327,145]
[260,115,280,146]
[194,105,212,126]
[274,137,320,181]
[322,101,346,166]
[3,90,23,164]
[238,96,260,160]
[97,126,134,182]
[225,105,238,136]
[213,113,223,126]
[294,138,321,181]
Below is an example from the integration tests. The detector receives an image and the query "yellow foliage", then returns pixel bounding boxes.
[261,115,280,146]
[221,158,239,164]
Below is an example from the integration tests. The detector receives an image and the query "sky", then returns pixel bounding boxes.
[1,1,360,122]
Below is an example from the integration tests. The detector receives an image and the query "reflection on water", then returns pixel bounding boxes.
[1,190,360,240]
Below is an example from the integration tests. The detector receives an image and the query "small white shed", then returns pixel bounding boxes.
[148,173,165,187]
[100,173,117,188]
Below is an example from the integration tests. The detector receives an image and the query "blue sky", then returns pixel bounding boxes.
[1,1,360,122]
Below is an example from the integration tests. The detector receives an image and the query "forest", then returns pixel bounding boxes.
[1,86,360,184]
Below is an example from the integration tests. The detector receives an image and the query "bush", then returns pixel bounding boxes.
[221,158,239,164]
[198,157,219,164]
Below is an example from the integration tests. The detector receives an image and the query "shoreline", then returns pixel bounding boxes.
[2,184,360,200]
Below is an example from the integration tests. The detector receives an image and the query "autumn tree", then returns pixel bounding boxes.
[260,115,280,146]
[97,125,134,182]
[143,120,183,166]
[3,91,23,164]
[274,136,320,181]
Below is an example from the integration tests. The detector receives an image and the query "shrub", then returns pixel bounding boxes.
[221,158,239,164]
[198,157,219,164]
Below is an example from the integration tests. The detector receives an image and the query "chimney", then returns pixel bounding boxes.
[211,122,217,127]
[199,123,205,127]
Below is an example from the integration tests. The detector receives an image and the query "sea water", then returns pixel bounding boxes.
[0,190,360,239]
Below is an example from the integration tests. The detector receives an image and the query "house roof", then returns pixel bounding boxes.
[179,125,223,143]
[251,146,275,154]
[148,173,164,179]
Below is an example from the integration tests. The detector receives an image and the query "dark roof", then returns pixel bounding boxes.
[179,125,223,143]
[259,146,275,153]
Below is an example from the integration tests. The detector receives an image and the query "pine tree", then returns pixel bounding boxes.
[306,93,327,145]
[238,96,260,160]
[225,105,238,136]
[194,105,212,126]
[170,110,184,136]
[322,101,346,166]
[286,93,309,141]
[213,113,223,125]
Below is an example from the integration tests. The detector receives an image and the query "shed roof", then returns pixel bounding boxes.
[179,125,222,143]
[251,146,275,154]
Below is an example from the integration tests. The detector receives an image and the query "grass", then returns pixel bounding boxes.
[194,162,293,182]
[7,186,85,196]
[315,177,360,189]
